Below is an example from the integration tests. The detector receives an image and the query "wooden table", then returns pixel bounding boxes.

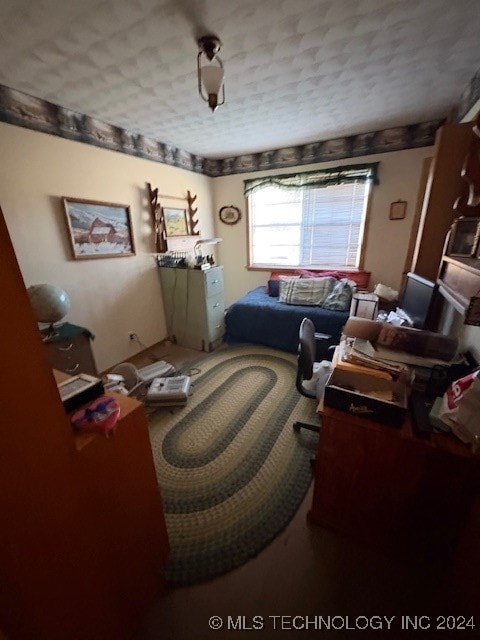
[309,403,480,556]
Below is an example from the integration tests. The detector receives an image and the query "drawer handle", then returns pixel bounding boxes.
[65,363,80,373]
[215,324,221,329]
[212,279,219,284]
[213,303,220,308]
[58,343,73,351]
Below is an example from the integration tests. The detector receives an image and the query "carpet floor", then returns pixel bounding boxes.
[148,344,318,585]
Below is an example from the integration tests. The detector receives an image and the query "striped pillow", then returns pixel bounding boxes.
[279,277,336,306]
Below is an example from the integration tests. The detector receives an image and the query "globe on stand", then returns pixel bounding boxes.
[27,284,71,339]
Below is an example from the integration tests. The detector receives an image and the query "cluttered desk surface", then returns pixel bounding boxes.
[320,334,479,459]
[53,369,141,451]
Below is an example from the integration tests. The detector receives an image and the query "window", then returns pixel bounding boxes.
[246,163,377,269]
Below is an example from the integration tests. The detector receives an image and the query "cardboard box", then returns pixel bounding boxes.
[324,368,407,427]
[350,292,379,319]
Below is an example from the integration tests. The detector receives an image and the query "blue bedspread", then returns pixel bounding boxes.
[225,286,349,356]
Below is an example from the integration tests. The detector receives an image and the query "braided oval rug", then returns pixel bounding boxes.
[148,344,318,585]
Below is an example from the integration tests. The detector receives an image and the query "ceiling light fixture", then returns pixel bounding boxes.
[197,35,225,112]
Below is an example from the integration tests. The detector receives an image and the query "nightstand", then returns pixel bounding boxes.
[43,323,97,376]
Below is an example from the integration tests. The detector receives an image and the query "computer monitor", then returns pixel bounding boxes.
[398,272,437,330]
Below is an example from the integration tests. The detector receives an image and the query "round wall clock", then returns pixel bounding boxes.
[219,205,241,225]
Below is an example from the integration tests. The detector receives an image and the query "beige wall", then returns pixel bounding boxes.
[1,120,437,369]
[0,122,213,372]
[211,147,433,307]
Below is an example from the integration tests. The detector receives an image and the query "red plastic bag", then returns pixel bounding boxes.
[440,370,480,449]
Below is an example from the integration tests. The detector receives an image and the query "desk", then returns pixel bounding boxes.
[309,404,480,555]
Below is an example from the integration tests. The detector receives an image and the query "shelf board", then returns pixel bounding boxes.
[438,255,480,315]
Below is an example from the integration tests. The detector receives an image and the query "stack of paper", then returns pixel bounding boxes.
[342,338,409,377]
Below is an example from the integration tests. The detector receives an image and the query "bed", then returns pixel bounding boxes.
[225,269,371,357]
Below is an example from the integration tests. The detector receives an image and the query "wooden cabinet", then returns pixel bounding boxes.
[158,265,225,351]
[438,255,480,315]
[72,392,170,638]
[43,323,97,376]
[0,207,169,640]
[435,118,480,322]
[309,406,480,556]
[411,122,476,281]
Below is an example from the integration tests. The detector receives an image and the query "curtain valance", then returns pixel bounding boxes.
[243,162,379,196]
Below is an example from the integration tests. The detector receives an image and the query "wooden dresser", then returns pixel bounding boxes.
[310,404,480,556]
[158,265,225,351]
[1,206,168,640]
[43,322,97,376]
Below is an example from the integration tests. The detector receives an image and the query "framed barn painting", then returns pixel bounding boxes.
[62,197,135,259]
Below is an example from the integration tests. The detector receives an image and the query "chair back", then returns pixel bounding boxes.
[296,318,317,399]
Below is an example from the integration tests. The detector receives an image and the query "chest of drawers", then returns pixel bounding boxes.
[158,266,225,352]
[43,323,97,376]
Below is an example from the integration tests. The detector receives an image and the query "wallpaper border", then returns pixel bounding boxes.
[2,73,477,178]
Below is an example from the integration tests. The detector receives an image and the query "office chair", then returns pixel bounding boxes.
[293,317,333,434]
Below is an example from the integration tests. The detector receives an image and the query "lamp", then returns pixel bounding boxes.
[194,237,222,268]
[197,35,225,112]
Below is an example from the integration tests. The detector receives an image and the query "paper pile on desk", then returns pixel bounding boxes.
[342,338,409,377]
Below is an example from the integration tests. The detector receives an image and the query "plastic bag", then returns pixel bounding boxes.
[71,395,120,436]
[439,370,480,450]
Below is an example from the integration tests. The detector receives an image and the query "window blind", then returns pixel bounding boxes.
[247,168,373,269]
[300,180,369,267]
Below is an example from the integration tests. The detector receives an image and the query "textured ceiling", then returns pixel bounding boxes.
[0,0,479,158]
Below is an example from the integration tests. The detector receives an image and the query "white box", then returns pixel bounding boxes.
[350,293,379,319]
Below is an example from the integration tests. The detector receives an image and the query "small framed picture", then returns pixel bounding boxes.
[62,197,135,260]
[163,207,188,236]
[447,218,480,257]
[389,200,407,220]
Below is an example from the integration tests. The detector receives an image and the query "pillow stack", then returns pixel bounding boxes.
[272,275,355,311]
[279,276,337,306]
[265,269,358,311]
[266,268,370,292]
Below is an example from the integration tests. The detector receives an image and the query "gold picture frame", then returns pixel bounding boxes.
[162,207,188,236]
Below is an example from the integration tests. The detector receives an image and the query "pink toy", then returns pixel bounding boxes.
[71,395,120,436]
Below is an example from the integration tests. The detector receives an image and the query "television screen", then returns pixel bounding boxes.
[398,272,436,329]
